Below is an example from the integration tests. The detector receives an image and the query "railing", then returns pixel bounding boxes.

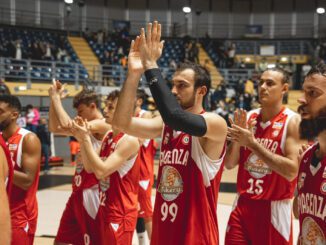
[0,58,177,89]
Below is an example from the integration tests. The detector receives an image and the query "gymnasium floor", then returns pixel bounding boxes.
[34,163,299,245]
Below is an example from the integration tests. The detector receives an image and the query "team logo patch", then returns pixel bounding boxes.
[272,122,283,130]
[323,167,326,178]
[158,166,183,201]
[272,130,280,137]
[75,152,84,174]
[301,217,325,245]
[320,181,326,195]
[99,177,110,192]
[298,172,306,190]
[163,132,170,145]
[8,144,17,151]
[244,153,272,178]
[182,135,190,145]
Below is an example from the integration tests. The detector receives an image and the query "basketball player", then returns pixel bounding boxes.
[225,68,306,245]
[48,82,110,244]
[0,134,14,245]
[134,89,156,244]
[0,95,41,245]
[296,63,326,244]
[70,90,141,245]
[112,21,227,244]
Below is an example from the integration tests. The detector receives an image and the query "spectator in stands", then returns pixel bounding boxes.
[43,43,53,60]
[258,57,268,72]
[97,29,104,45]
[169,59,177,70]
[6,41,15,58]
[227,43,236,68]
[244,78,255,111]
[15,41,22,60]
[191,42,199,63]
[56,47,67,61]
[36,118,51,174]
[25,104,40,133]
[0,80,10,95]
[30,42,43,60]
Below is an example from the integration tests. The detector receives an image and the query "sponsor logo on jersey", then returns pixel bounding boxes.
[298,172,306,190]
[158,166,183,201]
[320,181,326,195]
[182,135,190,145]
[272,122,283,130]
[272,130,280,137]
[323,167,326,178]
[301,217,325,245]
[297,192,326,221]
[99,177,110,192]
[245,153,272,178]
[75,152,84,174]
[8,144,17,151]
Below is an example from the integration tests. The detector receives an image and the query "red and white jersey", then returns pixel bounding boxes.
[0,134,13,196]
[7,128,39,233]
[237,107,297,200]
[135,110,156,190]
[99,131,139,231]
[297,143,326,244]
[72,134,102,192]
[152,123,225,245]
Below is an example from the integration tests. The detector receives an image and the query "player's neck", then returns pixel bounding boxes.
[317,131,326,158]
[186,103,204,114]
[2,123,19,141]
[93,110,103,120]
[260,102,283,122]
[112,126,121,138]
[134,107,141,116]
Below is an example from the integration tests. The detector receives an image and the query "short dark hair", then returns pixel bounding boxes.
[136,88,148,103]
[264,67,290,84]
[73,89,100,109]
[176,62,211,99]
[305,62,326,78]
[0,94,22,112]
[107,90,120,101]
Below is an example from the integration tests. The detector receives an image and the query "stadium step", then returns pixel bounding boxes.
[197,43,223,89]
[287,90,301,111]
[68,37,100,81]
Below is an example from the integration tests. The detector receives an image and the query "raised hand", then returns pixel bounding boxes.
[128,36,144,74]
[48,79,69,99]
[70,116,91,141]
[227,109,257,147]
[138,21,164,70]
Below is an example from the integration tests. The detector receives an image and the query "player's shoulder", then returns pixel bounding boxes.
[202,112,227,129]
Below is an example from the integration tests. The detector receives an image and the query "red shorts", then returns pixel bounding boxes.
[11,227,35,245]
[102,222,133,245]
[225,195,293,245]
[138,180,153,219]
[55,191,102,245]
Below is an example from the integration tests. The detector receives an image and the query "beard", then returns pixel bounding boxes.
[299,105,326,140]
[179,92,196,110]
[0,117,11,131]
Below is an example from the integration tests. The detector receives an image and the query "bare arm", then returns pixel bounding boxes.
[0,148,11,245]
[224,143,241,169]
[112,36,163,139]
[13,134,41,190]
[79,134,140,179]
[229,113,306,181]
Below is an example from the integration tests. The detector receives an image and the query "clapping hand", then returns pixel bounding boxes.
[48,79,69,99]
[70,116,91,142]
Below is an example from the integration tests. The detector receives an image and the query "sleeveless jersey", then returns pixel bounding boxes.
[99,131,140,231]
[135,110,155,187]
[7,128,39,233]
[0,134,13,195]
[237,107,297,200]
[72,134,102,192]
[297,143,326,244]
[152,123,226,245]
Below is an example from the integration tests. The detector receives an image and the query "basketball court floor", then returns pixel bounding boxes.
[34,163,299,245]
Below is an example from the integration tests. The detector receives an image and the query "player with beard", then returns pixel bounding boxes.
[225,68,306,245]
[48,81,111,245]
[112,22,227,245]
[296,63,326,244]
[0,95,41,245]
